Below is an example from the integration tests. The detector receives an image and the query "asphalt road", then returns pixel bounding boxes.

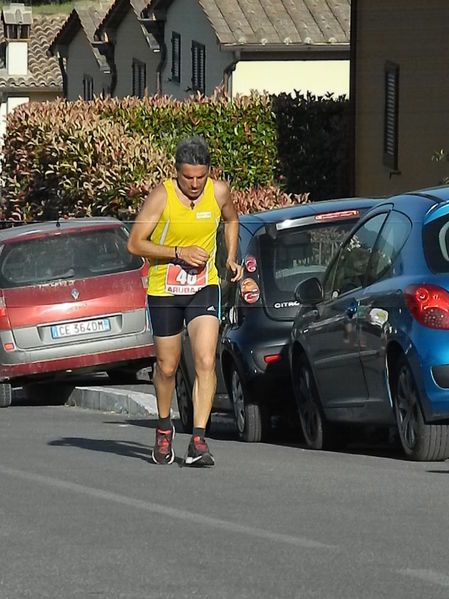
[1,396,449,599]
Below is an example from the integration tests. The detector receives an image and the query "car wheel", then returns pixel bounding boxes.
[293,356,342,451]
[106,368,139,384]
[393,356,449,461]
[175,366,193,434]
[0,383,12,407]
[230,366,267,443]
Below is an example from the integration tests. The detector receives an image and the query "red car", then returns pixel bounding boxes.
[0,217,154,407]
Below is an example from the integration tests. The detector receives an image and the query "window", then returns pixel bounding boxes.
[171,32,181,83]
[0,228,142,288]
[258,219,359,321]
[423,212,449,273]
[384,62,399,170]
[367,211,411,284]
[132,59,146,98]
[83,75,93,101]
[191,41,205,94]
[328,214,388,297]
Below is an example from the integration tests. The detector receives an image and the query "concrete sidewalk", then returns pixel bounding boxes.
[15,374,179,419]
[65,384,164,418]
[65,378,180,419]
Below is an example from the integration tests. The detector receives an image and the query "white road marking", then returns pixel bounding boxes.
[398,568,449,588]
[0,464,336,551]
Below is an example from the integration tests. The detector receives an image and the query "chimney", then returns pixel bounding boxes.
[1,3,33,76]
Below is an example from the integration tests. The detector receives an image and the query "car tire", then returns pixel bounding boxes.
[175,366,212,435]
[175,366,194,434]
[230,366,268,443]
[293,356,343,451]
[106,369,139,384]
[393,356,449,461]
[0,383,12,407]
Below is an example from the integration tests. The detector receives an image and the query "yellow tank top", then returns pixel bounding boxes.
[147,177,221,296]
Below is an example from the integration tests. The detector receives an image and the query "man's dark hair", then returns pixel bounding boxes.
[175,135,210,168]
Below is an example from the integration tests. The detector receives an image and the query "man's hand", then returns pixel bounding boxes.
[226,258,244,283]
[178,245,209,267]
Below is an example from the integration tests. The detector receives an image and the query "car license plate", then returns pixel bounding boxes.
[51,318,111,339]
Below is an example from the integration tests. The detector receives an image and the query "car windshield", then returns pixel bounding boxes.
[423,212,449,273]
[0,226,143,288]
[258,220,358,319]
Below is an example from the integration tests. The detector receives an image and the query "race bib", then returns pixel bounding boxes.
[165,262,207,295]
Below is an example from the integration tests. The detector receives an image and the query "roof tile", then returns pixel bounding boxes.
[198,0,350,47]
[0,14,65,90]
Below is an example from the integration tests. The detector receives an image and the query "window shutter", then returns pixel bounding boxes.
[171,32,181,83]
[83,75,93,101]
[384,62,399,170]
[132,59,146,98]
[191,41,205,94]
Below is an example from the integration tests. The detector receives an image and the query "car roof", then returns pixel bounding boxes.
[238,197,380,234]
[371,185,449,218]
[0,217,122,243]
[403,184,449,204]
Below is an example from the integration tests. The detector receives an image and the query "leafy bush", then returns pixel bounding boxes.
[231,186,309,214]
[1,99,173,220]
[272,91,351,200]
[0,90,349,221]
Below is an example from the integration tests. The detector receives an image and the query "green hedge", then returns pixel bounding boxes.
[0,91,349,220]
[273,91,351,200]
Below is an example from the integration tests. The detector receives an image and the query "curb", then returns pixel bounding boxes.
[64,385,179,419]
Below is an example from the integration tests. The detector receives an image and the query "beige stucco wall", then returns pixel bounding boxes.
[65,28,109,100]
[232,60,349,97]
[161,0,230,98]
[113,8,159,97]
[354,0,449,196]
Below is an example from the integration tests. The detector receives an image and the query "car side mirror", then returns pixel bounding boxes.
[294,277,323,305]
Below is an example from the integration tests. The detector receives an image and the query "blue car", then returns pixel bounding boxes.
[289,185,449,461]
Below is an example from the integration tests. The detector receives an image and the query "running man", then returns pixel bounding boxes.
[127,136,243,466]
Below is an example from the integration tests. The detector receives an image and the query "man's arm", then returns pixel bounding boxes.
[127,184,176,260]
[214,180,243,283]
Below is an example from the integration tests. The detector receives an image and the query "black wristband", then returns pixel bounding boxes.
[174,246,179,259]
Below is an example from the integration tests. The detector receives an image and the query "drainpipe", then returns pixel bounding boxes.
[223,50,240,98]
[349,0,358,196]
[57,54,67,98]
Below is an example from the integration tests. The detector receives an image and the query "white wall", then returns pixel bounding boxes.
[232,60,350,97]
[162,0,229,98]
[6,41,28,76]
[0,96,28,169]
[0,101,7,149]
[114,8,160,97]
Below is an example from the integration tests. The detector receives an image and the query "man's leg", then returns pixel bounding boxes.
[153,333,182,419]
[151,333,182,465]
[187,315,219,428]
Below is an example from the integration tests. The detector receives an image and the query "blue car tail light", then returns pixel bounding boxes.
[404,283,449,329]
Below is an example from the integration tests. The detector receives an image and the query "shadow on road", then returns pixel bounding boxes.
[48,435,184,467]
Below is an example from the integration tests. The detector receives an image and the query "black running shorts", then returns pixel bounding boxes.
[147,284,221,337]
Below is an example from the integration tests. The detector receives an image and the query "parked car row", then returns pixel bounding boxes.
[176,186,449,462]
[0,217,155,408]
[176,197,379,438]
